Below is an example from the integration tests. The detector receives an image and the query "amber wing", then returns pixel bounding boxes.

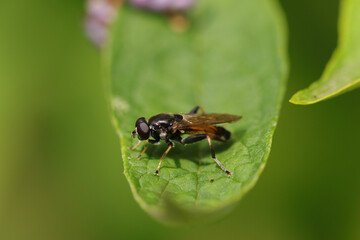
[173,113,242,130]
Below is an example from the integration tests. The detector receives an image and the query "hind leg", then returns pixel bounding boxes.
[181,134,207,144]
[189,105,205,114]
[206,136,232,176]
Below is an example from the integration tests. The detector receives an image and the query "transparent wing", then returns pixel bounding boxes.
[174,113,242,130]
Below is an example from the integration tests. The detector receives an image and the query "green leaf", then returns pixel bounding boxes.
[104,0,287,223]
[290,0,360,105]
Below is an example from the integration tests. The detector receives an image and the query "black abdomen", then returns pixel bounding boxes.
[213,126,231,142]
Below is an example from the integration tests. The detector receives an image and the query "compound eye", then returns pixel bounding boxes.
[136,118,150,140]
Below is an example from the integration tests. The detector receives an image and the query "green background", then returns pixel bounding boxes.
[1,0,360,239]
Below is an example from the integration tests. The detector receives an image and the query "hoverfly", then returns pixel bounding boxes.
[131,105,242,176]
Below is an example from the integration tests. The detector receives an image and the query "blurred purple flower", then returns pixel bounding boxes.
[128,0,194,12]
[84,17,108,48]
[84,0,122,48]
[84,0,193,47]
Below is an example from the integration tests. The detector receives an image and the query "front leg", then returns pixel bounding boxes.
[130,139,142,150]
[137,138,160,159]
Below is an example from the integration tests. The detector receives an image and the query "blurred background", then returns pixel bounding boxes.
[1,0,360,239]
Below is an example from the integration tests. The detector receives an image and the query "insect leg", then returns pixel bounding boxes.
[135,139,160,159]
[154,142,174,176]
[181,134,207,144]
[130,139,142,150]
[137,139,149,159]
[189,105,205,114]
[206,136,232,176]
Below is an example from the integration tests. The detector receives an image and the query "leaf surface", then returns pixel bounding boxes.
[105,0,287,223]
[290,0,360,105]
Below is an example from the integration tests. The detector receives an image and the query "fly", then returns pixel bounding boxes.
[131,105,242,176]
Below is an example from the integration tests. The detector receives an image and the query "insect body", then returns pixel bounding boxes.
[131,106,242,176]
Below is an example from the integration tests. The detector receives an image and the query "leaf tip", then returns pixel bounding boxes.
[289,91,320,105]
